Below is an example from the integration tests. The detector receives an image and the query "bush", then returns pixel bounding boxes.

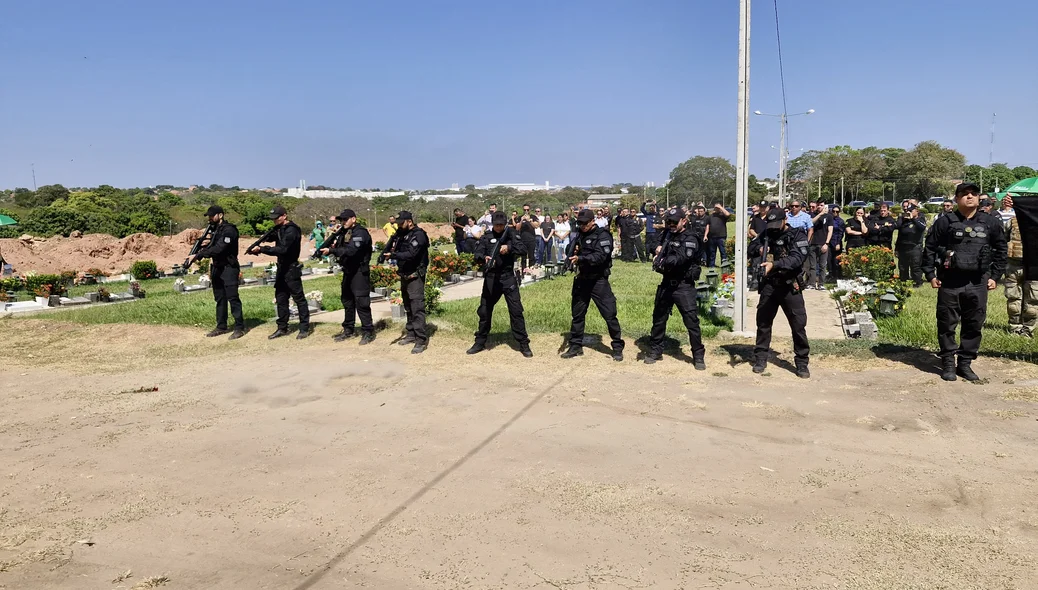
[369,265,399,289]
[425,275,444,315]
[129,260,159,280]
[24,273,70,296]
[0,277,22,292]
[427,252,474,280]
[845,279,914,317]
[837,245,895,281]
[86,267,110,277]
[197,258,210,275]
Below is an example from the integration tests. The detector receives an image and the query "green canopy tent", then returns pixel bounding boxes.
[1004,177,1038,196]
[0,214,17,226]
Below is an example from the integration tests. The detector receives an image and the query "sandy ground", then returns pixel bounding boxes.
[0,224,456,275]
[1,319,1038,590]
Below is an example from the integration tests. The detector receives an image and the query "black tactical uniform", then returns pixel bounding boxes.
[469,220,531,356]
[328,210,374,343]
[196,217,245,336]
[564,215,624,360]
[867,211,896,249]
[690,209,710,266]
[387,211,430,351]
[619,215,646,262]
[258,213,309,337]
[645,211,705,368]
[923,201,1007,381]
[895,206,927,287]
[750,211,810,377]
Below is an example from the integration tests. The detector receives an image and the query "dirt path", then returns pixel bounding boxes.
[746,287,846,340]
[1,323,1037,589]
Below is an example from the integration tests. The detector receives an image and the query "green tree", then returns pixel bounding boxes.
[1012,166,1037,182]
[464,184,476,191]
[35,184,71,206]
[890,141,966,200]
[668,156,736,205]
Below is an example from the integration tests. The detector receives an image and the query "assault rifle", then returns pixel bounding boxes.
[310,225,350,261]
[183,224,215,270]
[245,226,279,255]
[753,235,769,292]
[380,231,400,264]
[484,227,515,272]
[652,229,670,274]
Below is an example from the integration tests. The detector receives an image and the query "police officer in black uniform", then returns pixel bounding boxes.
[467,211,533,357]
[750,209,811,378]
[562,208,625,361]
[381,210,430,354]
[191,205,245,340]
[644,208,706,369]
[248,205,310,339]
[689,204,710,266]
[322,209,375,345]
[867,202,897,248]
[895,203,926,287]
[922,182,1008,382]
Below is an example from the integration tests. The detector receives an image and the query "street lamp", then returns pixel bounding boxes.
[754,109,815,204]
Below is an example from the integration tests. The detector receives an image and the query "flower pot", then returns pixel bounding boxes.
[307,301,322,313]
[48,295,61,307]
[35,296,48,306]
[391,303,406,320]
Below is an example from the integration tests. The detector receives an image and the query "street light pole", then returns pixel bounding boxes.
[754,109,814,206]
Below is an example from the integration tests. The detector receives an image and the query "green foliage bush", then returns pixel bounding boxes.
[837,245,896,281]
[130,260,160,280]
[23,273,71,296]
[0,277,23,292]
[425,275,444,315]
[369,265,399,289]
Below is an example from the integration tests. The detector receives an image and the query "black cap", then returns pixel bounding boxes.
[491,211,507,225]
[757,200,769,208]
[576,209,595,224]
[904,203,917,212]
[979,198,993,207]
[664,208,684,223]
[204,205,224,217]
[956,182,981,196]
[336,209,356,221]
[269,205,288,219]
[765,210,785,229]
[396,210,413,221]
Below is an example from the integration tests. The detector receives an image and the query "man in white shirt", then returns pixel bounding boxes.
[477,203,497,229]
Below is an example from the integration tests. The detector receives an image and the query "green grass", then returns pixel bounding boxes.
[32,273,348,328]
[438,261,732,342]
[874,284,1038,359]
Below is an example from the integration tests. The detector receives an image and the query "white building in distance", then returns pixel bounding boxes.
[283,188,406,199]
[475,182,559,192]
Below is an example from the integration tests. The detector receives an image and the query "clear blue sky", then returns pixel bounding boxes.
[2,0,1034,190]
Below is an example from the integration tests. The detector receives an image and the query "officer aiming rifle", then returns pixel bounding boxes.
[183,223,215,270]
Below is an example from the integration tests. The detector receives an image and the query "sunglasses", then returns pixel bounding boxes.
[791,204,802,208]
[958,190,979,197]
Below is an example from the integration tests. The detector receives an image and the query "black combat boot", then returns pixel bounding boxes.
[268,328,290,340]
[956,358,980,382]
[693,353,706,371]
[644,351,663,364]
[398,335,416,346]
[296,326,312,340]
[411,342,427,354]
[752,358,767,374]
[795,364,810,379]
[940,356,957,381]
[560,347,583,359]
[359,332,375,345]
[206,328,229,337]
[611,349,624,362]
[333,329,355,342]
[466,343,485,355]
[520,345,534,358]
[228,329,245,340]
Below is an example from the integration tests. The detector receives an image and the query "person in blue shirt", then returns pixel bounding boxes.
[786,200,813,232]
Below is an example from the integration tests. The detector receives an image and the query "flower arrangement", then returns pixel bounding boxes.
[306,290,323,303]
[837,246,895,281]
[842,279,913,317]
[174,278,186,288]
[389,290,403,305]
[369,265,399,289]
[427,252,474,280]
[97,286,111,302]
[33,284,53,298]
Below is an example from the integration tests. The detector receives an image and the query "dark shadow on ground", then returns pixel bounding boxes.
[869,343,941,375]
[632,335,694,364]
[486,332,521,353]
[719,343,798,376]
[556,332,614,358]
[388,321,438,344]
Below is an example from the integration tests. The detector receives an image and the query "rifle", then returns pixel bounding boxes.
[183,224,215,270]
[310,225,350,261]
[380,231,400,264]
[484,227,514,273]
[753,234,769,292]
[245,226,279,255]
[652,229,670,274]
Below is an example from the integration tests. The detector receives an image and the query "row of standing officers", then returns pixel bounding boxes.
[188,182,1007,381]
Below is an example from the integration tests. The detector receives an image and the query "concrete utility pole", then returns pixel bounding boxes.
[732,0,751,336]
[817,176,821,204]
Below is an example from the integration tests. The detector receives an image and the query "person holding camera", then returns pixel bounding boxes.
[895,203,927,287]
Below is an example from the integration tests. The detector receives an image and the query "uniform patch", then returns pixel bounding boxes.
[796,240,809,248]
[490,238,498,244]
[585,239,592,244]
[599,240,610,246]
[975,231,987,238]
[684,241,695,247]
[411,240,418,246]
[955,231,964,237]
[685,249,693,256]
[224,237,231,243]
[353,237,362,243]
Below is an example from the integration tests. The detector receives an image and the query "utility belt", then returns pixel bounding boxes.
[400,267,426,281]
[661,277,696,288]
[277,261,303,274]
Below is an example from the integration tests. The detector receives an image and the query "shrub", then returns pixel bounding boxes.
[130,260,160,280]
[427,252,474,280]
[86,267,110,277]
[837,245,895,281]
[0,277,22,292]
[197,258,210,275]
[725,237,735,263]
[369,265,399,289]
[374,240,386,251]
[24,273,69,296]
[425,275,444,315]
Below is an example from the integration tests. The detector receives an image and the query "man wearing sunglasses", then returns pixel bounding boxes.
[923,182,1008,382]
[785,200,813,233]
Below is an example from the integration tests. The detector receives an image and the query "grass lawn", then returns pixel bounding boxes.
[29,273,348,329]
[438,261,732,342]
[873,284,1038,360]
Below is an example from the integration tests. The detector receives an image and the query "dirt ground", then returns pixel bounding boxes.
[2,320,1037,590]
[0,224,455,275]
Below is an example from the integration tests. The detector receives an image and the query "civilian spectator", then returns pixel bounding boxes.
[452,208,467,254]
[806,201,833,289]
[518,210,537,270]
[381,215,397,238]
[828,205,846,281]
[690,204,710,266]
[477,204,497,229]
[595,208,608,229]
[706,202,730,267]
[844,207,869,250]
[786,200,812,232]
[867,203,896,248]
[464,216,482,253]
[538,210,555,265]
[555,213,571,264]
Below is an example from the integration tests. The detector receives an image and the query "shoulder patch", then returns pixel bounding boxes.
[796,240,809,247]
[224,237,231,243]
[599,240,610,246]
[411,240,418,247]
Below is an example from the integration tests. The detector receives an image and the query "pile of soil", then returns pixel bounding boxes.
[0,223,456,275]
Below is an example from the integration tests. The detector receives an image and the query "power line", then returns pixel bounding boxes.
[772,0,789,118]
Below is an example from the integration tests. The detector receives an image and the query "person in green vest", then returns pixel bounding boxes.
[309,221,327,260]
